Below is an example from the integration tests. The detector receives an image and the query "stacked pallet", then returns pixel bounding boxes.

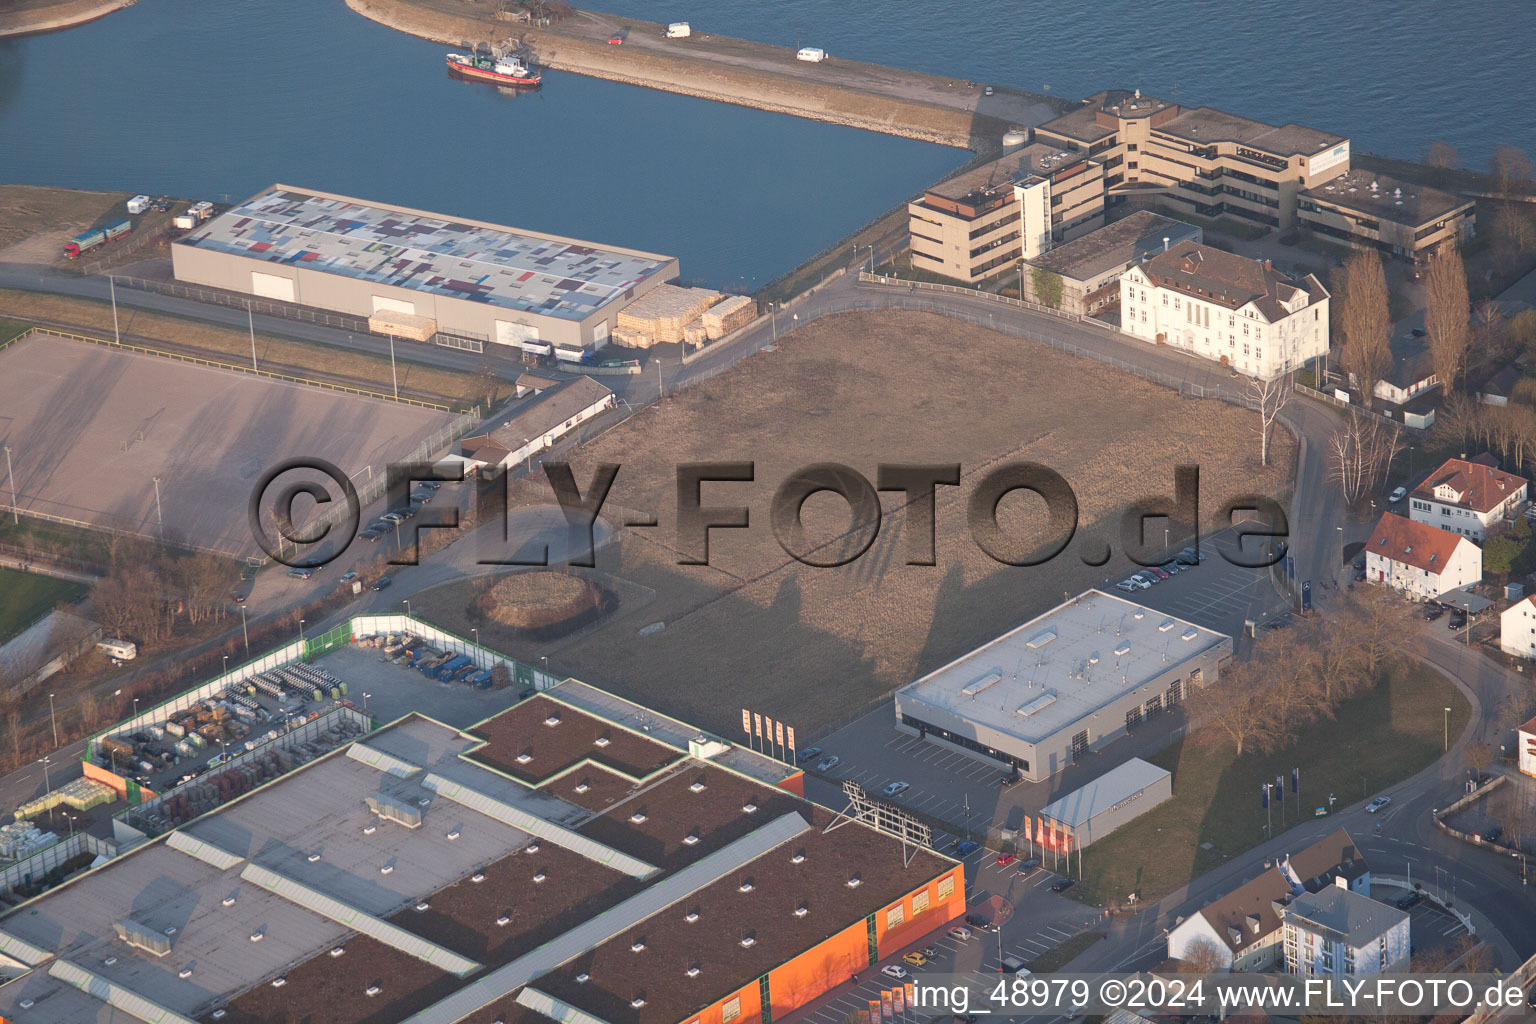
[616,284,722,347]
[702,294,756,340]
[369,310,437,342]
[610,325,653,349]
[683,323,708,347]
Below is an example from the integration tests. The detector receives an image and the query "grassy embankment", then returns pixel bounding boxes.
[0,567,87,645]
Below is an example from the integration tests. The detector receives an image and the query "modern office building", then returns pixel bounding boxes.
[1034,89,1350,229]
[1120,240,1330,379]
[1299,169,1476,265]
[907,143,1106,283]
[1282,887,1411,977]
[1364,512,1483,601]
[893,590,1232,782]
[1408,455,1527,542]
[172,185,680,352]
[1021,211,1202,315]
[0,672,963,1024]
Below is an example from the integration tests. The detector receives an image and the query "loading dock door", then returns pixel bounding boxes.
[1070,730,1089,760]
[371,295,416,316]
[251,271,295,302]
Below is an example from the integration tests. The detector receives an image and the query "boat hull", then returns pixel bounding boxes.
[447,60,542,89]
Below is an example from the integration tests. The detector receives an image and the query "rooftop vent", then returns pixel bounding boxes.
[330,946,345,958]
[791,852,806,864]
[526,843,540,854]
[496,915,511,926]
[1087,654,1100,665]
[739,936,757,948]
[103,956,118,966]
[576,973,590,983]
[1026,629,1057,649]
[631,997,647,1008]
[544,714,561,726]
[574,782,590,793]
[685,911,700,923]
[1016,691,1059,718]
[629,812,648,824]
[178,967,194,979]
[271,977,287,988]
[683,834,700,846]
[366,986,382,997]
[1181,628,1200,641]
[472,873,486,883]
[221,895,236,907]
[689,781,707,793]
[1132,609,1144,619]
[594,736,611,747]
[515,753,533,764]
[742,802,758,814]
[380,864,394,875]
[1159,618,1176,632]
[447,828,460,840]
[416,901,431,911]
[847,873,863,888]
[686,966,701,977]
[533,873,547,884]
[250,930,264,943]
[1114,642,1131,657]
[631,940,647,952]
[306,851,321,862]
[363,824,376,835]
[794,904,809,917]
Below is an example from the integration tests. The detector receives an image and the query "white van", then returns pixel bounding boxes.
[665,22,690,38]
[797,47,826,62]
[97,638,138,660]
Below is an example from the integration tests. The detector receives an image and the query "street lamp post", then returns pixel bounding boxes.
[403,598,412,618]
[48,692,57,746]
[1444,707,1452,751]
[363,692,372,716]
[37,757,53,823]
[3,445,16,525]
[298,618,305,644]
[222,655,228,677]
[472,627,480,649]
[770,302,778,342]
[241,605,249,655]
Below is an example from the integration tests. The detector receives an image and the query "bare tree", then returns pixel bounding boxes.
[1464,739,1493,779]
[1180,936,1227,973]
[6,711,20,761]
[1195,661,1272,756]
[1490,145,1535,195]
[1473,296,1509,363]
[1424,245,1471,394]
[1327,410,1404,506]
[1493,205,1536,260]
[1339,249,1392,408]
[1425,140,1460,173]
[1339,584,1416,677]
[1247,374,1292,467]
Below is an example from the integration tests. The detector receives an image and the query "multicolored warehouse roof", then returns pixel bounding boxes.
[176,186,676,322]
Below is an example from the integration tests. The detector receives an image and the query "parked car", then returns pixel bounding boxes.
[1449,611,1468,630]
[816,755,840,772]
[983,85,994,96]
[339,571,358,584]
[379,512,405,524]
[995,853,1016,867]
[1411,327,1427,337]
[287,567,314,580]
[1050,878,1076,892]
[797,746,822,762]
[880,964,908,980]
[371,576,393,591]
[417,481,442,491]
[882,780,910,797]
[359,529,383,542]
[1353,555,1366,570]
[231,589,247,603]
[1115,580,1139,593]
[1147,567,1170,580]
[964,914,992,930]
[1177,546,1208,565]
[1126,574,1152,589]
[413,490,434,504]
[1163,562,1181,575]
[902,951,929,967]
[1424,604,1445,621]
[920,945,938,958]
[1483,825,1503,843]
[1395,890,1423,910]
[1016,857,1042,876]
[1365,796,1392,813]
[607,33,624,43]
[954,840,980,856]
[389,506,415,519]
[947,925,972,941]
[1389,486,1407,503]
[999,772,1023,788]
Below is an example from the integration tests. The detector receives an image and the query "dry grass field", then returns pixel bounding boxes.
[424,310,1295,738]
[0,185,127,260]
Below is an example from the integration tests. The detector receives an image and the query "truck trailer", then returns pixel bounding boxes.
[64,219,131,259]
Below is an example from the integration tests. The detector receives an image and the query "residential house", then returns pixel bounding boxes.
[1408,455,1527,542]
[1364,513,1481,601]
[1478,365,1519,407]
[1518,715,1536,778]
[1279,827,1371,895]
[1500,596,1536,659]
[1166,866,1295,971]
[1282,886,1411,977]
[1120,240,1329,380]
[1021,211,1201,315]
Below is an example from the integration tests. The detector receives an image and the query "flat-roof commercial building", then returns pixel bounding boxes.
[0,673,962,1024]
[1028,758,1172,853]
[1035,89,1350,230]
[171,185,680,352]
[907,143,1106,283]
[893,590,1232,782]
[1281,887,1410,978]
[1299,169,1476,265]
[1121,240,1330,380]
[1021,211,1202,315]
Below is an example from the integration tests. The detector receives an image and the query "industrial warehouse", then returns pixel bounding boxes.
[893,590,1232,782]
[170,185,681,352]
[0,664,962,1024]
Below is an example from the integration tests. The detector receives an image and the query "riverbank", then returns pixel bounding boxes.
[345,0,1069,149]
[0,0,133,38]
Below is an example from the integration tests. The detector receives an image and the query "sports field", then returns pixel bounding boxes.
[0,334,461,557]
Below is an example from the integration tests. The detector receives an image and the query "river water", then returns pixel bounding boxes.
[0,0,964,289]
[601,0,1533,170]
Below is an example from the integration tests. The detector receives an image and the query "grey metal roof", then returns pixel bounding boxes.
[1038,758,1172,829]
[517,987,615,1024]
[422,771,657,878]
[1282,886,1409,949]
[398,811,811,1024]
[348,741,427,779]
[48,958,201,1024]
[165,830,245,871]
[239,863,482,976]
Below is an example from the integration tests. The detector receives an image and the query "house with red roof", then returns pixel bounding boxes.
[1364,513,1480,601]
[1408,455,1527,542]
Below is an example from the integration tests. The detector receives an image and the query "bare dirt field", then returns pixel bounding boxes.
[0,0,131,37]
[0,333,461,556]
[417,309,1295,739]
[0,185,128,261]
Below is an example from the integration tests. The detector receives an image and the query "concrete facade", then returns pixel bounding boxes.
[1518,715,1536,777]
[1299,169,1476,265]
[1029,758,1171,852]
[893,590,1231,782]
[171,185,679,352]
[1120,240,1329,380]
[1364,512,1482,601]
[1022,211,1202,315]
[1282,887,1411,977]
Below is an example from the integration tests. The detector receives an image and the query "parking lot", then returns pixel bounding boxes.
[1382,886,1471,952]
[1104,523,1286,641]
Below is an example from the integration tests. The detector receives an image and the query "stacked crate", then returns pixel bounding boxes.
[702,294,756,340]
[615,284,723,347]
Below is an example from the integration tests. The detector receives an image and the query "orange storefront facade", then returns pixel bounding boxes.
[678,862,966,1024]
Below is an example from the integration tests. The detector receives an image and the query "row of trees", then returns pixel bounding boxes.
[1194,586,1416,757]
[1424,139,1534,195]
[90,538,238,649]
